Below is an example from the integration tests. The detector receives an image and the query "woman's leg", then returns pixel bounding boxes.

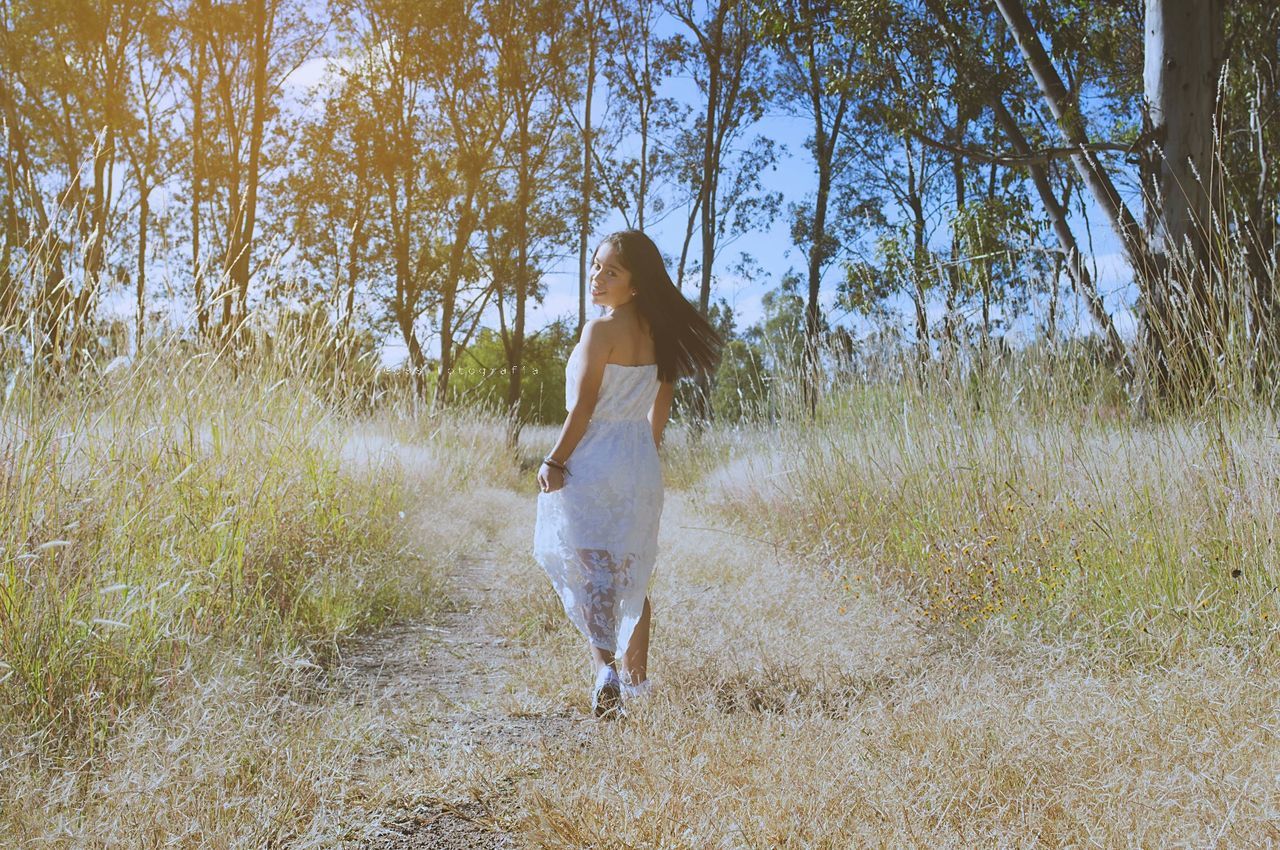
[576,547,622,678]
[619,595,651,685]
[589,644,617,678]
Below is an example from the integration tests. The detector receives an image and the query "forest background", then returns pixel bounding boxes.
[8,0,1274,426]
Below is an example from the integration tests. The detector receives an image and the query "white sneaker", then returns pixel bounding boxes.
[620,678,652,701]
[591,665,622,718]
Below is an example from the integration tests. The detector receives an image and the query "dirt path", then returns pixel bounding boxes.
[334,545,595,849]
[264,446,1280,849]
[321,480,919,849]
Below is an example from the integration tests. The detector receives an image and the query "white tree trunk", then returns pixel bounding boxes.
[1143,0,1224,262]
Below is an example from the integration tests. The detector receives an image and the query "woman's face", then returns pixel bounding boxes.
[590,241,635,309]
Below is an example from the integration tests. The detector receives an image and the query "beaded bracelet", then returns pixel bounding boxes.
[542,455,570,475]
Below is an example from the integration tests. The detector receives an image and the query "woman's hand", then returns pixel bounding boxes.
[537,462,567,493]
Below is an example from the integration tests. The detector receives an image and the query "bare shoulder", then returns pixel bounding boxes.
[583,313,623,333]
[589,312,650,344]
[578,318,616,361]
[580,317,623,345]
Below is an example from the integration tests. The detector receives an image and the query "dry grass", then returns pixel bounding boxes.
[704,340,1280,660]
[0,339,517,846]
[470,445,1280,848]
[5,336,1280,847]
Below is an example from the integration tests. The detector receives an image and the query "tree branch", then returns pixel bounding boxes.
[908,126,1157,167]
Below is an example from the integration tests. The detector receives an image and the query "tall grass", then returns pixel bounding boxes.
[699,316,1280,662]
[0,319,515,766]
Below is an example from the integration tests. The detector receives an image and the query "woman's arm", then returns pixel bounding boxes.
[648,380,674,448]
[545,319,611,467]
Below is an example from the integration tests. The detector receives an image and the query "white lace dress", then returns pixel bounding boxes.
[533,341,665,657]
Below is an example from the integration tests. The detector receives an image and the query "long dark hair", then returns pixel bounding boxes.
[598,230,723,385]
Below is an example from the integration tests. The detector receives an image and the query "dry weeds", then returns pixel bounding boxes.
[4,403,1279,848]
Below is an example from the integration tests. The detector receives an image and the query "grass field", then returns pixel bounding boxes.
[3,339,1278,846]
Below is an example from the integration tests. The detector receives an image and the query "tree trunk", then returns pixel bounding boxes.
[343,209,365,336]
[577,0,598,337]
[945,114,969,359]
[136,188,149,354]
[978,163,998,345]
[1144,0,1222,261]
[391,189,426,396]
[689,11,725,430]
[0,79,24,326]
[676,191,700,290]
[1142,0,1225,396]
[698,67,717,320]
[637,18,651,233]
[992,0,1157,293]
[507,104,531,450]
[905,141,930,364]
[803,146,831,419]
[83,124,113,329]
[1245,62,1277,365]
[434,181,479,406]
[230,0,271,333]
[191,26,208,337]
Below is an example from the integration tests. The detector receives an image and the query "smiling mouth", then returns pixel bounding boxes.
[590,288,604,295]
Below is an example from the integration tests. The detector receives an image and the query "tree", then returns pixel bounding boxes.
[1,0,147,365]
[1140,0,1225,396]
[484,0,579,446]
[193,0,322,338]
[338,1,439,394]
[919,0,1132,379]
[427,0,507,407]
[599,0,687,233]
[665,0,780,425]
[760,0,885,416]
[319,0,510,406]
[989,0,1227,403]
[836,0,955,367]
[285,54,378,343]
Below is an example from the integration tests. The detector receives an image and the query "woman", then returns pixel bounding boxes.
[533,230,722,718]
